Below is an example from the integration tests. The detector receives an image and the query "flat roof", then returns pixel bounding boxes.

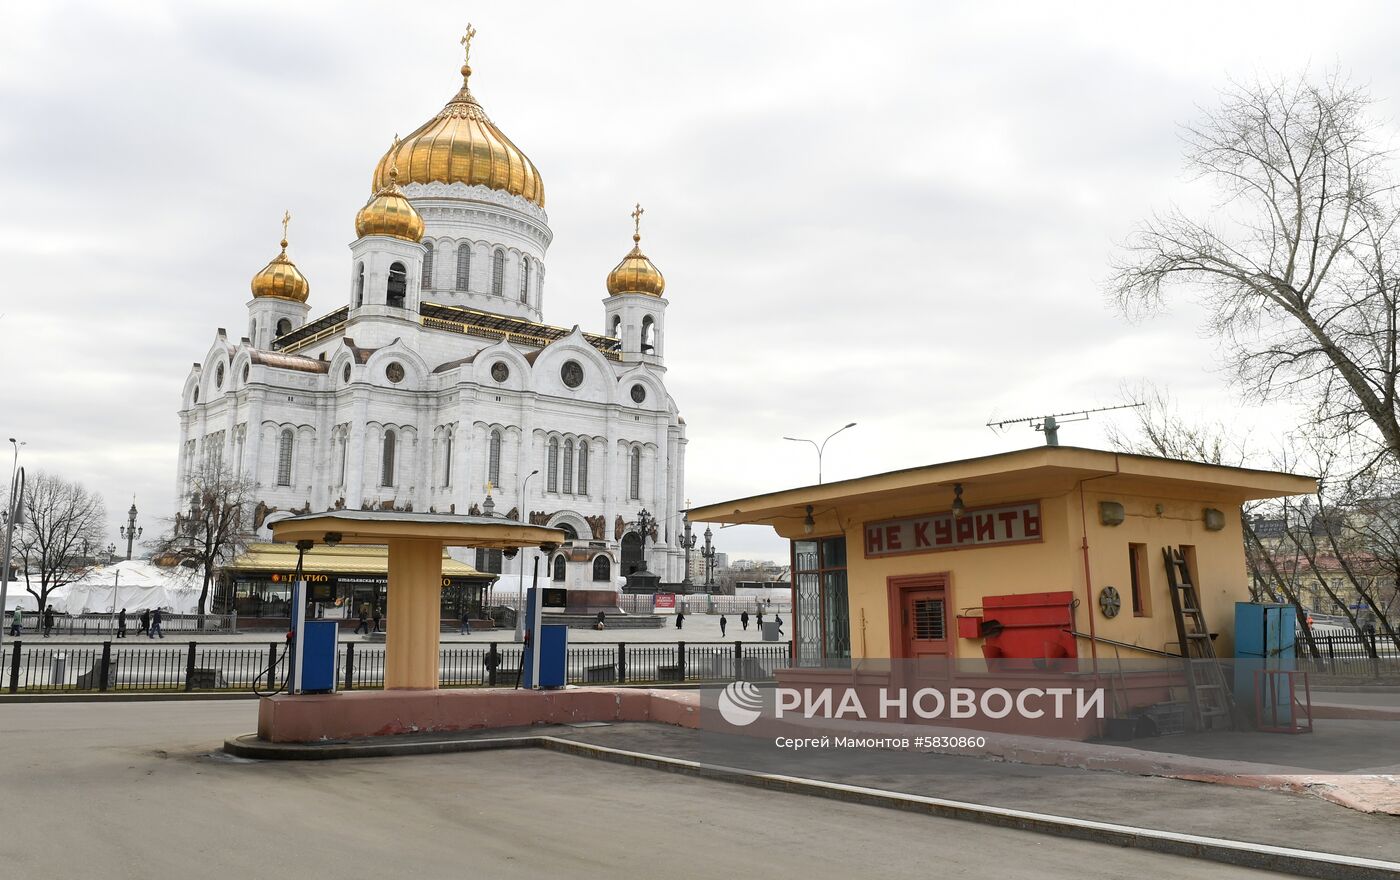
[689,446,1316,527]
[269,510,567,549]
[225,542,490,580]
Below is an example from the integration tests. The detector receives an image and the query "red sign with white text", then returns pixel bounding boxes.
[653,593,676,613]
[864,501,1042,558]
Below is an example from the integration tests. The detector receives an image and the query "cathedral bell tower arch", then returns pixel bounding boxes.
[602,203,668,364]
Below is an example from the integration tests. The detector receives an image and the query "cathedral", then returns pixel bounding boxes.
[176,30,687,595]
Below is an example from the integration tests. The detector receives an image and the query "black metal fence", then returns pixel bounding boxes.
[0,639,792,694]
[1295,632,1400,677]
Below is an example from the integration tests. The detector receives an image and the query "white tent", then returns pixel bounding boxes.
[44,560,204,615]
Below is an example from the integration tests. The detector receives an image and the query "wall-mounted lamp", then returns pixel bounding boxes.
[951,484,966,519]
[803,505,815,536]
[323,532,343,546]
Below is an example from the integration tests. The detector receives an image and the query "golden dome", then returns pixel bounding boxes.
[371,38,544,208]
[606,204,665,297]
[251,213,309,302]
[355,162,425,241]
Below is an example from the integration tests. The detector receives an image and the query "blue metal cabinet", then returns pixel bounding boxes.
[1234,602,1295,718]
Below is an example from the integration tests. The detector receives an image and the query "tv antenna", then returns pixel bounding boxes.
[987,403,1144,446]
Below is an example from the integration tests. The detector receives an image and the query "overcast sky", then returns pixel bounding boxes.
[2,1,1397,562]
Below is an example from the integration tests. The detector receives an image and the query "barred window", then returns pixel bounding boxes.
[421,241,434,289]
[381,429,396,487]
[491,249,505,296]
[562,438,574,494]
[577,441,589,496]
[276,429,293,487]
[552,555,566,581]
[547,437,559,492]
[456,244,471,290]
[592,555,610,582]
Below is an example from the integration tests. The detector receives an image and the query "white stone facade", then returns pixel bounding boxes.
[177,149,685,589]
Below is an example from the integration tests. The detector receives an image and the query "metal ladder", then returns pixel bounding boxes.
[1163,547,1234,731]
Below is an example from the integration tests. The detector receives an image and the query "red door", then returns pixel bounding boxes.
[888,574,952,682]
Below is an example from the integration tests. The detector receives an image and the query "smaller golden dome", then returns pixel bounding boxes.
[251,214,310,302]
[355,161,425,242]
[606,203,665,297]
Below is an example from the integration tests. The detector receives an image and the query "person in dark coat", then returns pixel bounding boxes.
[720,614,728,637]
[675,609,685,630]
[117,608,127,638]
[775,615,784,637]
[354,603,370,635]
[42,605,55,638]
[138,609,150,636]
[372,606,383,633]
[740,610,749,631]
[149,607,164,639]
[756,609,764,631]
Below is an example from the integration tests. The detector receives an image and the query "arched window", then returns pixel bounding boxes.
[275,318,292,337]
[442,429,453,488]
[560,524,578,541]
[562,439,574,494]
[577,441,589,496]
[552,555,566,582]
[547,437,559,492]
[491,249,505,296]
[387,262,407,308]
[592,556,611,582]
[276,429,294,487]
[381,429,397,487]
[641,316,655,353]
[456,243,471,290]
[520,257,530,302]
[611,315,621,339]
[629,446,641,500]
[355,262,365,307]
[474,548,503,575]
[488,429,502,486]
[421,242,434,289]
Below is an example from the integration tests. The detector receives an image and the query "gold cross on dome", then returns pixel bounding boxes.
[461,23,477,65]
[280,210,291,247]
[631,203,644,237]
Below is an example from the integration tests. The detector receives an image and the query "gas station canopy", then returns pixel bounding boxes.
[269,510,566,549]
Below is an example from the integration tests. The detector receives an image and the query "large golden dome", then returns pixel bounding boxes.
[607,204,665,297]
[355,161,425,241]
[251,216,309,302]
[371,45,544,208]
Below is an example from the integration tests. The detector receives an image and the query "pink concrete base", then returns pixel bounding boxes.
[257,687,699,743]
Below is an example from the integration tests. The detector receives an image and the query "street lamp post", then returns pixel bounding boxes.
[680,511,697,588]
[701,525,716,591]
[633,508,655,573]
[514,469,539,642]
[0,438,26,651]
[120,499,142,560]
[783,422,857,484]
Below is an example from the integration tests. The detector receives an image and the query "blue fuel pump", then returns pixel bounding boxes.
[521,585,567,688]
[289,576,338,694]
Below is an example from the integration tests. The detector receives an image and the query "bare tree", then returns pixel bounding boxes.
[1110,72,1400,468]
[153,463,255,622]
[13,472,107,616]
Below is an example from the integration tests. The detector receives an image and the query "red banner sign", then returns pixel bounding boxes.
[864,501,1042,558]
[653,593,676,613]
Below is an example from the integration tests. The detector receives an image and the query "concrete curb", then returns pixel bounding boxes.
[0,691,259,704]
[221,731,1400,880]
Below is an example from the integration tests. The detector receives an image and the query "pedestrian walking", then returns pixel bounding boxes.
[756,609,764,631]
[775,615,784,637]
[354,603,370,635]
[740,610,749,631]
[675,609,685,630]
[117,608,127,638]
[138,609,150,637]
[459,609,472,635]
[42,605,55,638]
[720,614,728,637]
[8,608,22,637]
[372,605,383,633]
[150,607,164,639]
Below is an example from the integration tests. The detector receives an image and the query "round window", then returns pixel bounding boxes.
[491,361,510,383]
[561,360,583,388]
[215,364,225,389]
[342,363,351,383]
[386,362,405,383]
[630,384,646,404]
